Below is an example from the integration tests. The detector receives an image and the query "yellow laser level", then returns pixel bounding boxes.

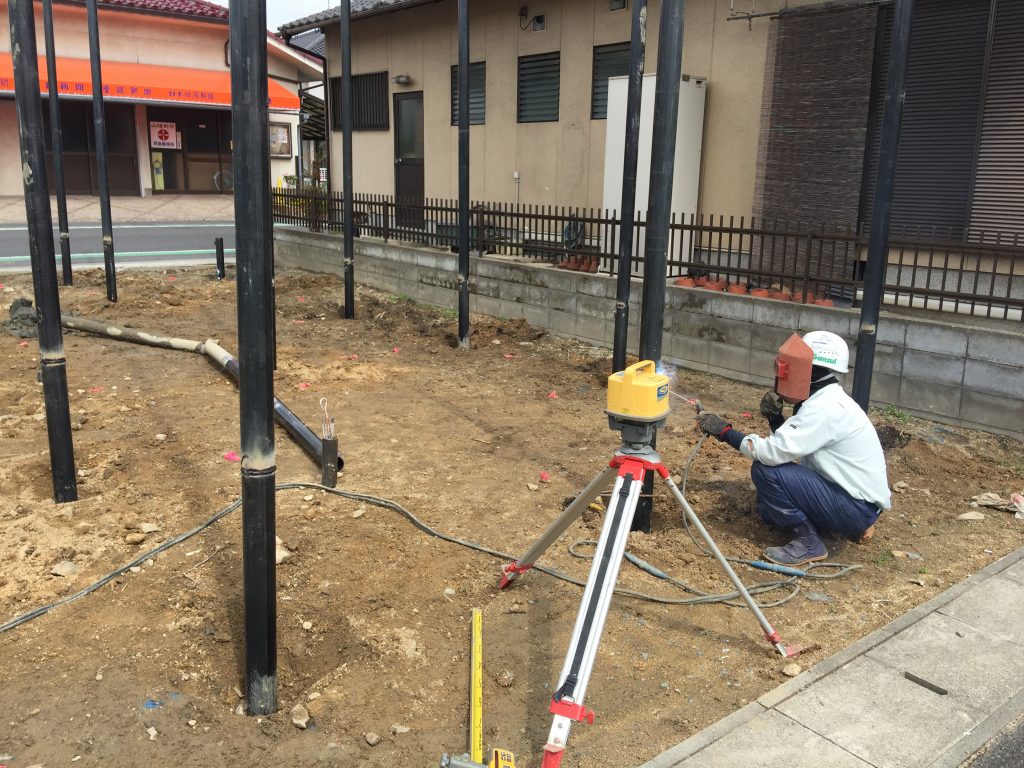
[606,360,670,423]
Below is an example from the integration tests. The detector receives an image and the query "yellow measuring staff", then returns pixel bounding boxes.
[470,607,483,763]
[489,748,516,768]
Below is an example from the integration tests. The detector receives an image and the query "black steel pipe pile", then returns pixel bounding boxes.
[10,0,78,503]
[229,0,278,717]
[42,0,72,286]
[85,0,117,302]
[340,0,355,319]
[612,0,648,373]
[457,0,470,347]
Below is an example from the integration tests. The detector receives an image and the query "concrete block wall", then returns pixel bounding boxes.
[274,227,1024,440]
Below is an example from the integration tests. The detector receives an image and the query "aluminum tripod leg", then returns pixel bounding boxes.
[540,461,645,768]
[662,475,791,657]
[499,463,618,589]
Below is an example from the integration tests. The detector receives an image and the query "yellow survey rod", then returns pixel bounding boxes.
[471,607,484,764]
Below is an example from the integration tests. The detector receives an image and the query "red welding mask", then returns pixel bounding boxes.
[774,333,814,402]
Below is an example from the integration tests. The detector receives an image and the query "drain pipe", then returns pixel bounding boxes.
[60,316,343,472]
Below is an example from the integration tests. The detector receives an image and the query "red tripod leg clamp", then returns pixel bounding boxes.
[549,698,595,725]
[498,561,533,589]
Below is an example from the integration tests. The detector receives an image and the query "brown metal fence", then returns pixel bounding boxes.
[272,189,1024,321]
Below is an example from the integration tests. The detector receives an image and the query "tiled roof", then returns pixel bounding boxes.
[289,29,326,59]
[280,0,435,35]
[62,0,229,21]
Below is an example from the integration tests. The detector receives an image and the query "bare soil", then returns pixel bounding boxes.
[1,266,1022,768]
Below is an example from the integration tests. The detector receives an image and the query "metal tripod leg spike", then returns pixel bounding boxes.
[500,441,796,767]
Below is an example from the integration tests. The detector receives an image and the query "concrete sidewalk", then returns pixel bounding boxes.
[0,194,234,225]
[641,546,1024,768]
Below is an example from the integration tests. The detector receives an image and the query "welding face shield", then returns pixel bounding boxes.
[773,333,815,403]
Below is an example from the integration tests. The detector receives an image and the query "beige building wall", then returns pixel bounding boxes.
[323,0,806,218]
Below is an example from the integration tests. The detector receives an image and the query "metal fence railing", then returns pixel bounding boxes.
[271,189,1024,321]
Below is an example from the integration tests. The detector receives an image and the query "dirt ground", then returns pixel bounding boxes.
[1,266,1022,768]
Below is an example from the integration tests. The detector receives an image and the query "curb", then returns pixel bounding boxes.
[638,545,1024,768]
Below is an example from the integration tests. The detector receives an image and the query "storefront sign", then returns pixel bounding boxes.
[150,121,178,149]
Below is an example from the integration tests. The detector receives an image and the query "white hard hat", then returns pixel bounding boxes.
[801,330,849,373]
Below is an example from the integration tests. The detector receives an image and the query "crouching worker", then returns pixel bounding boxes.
[697,331,891,566]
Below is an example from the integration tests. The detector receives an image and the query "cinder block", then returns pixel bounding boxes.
[668,335,710,367]
[898,378,961,419]
[473,276,501,299]
[967,330,1024,368]
[963,359,1021,399]
[575,273,614,299]
[798,305,852,337]
[522,303,550,330]
[871,343,903,376]
[869,372,901,405]
[959,389,1024,437]
[575,316,612,346]
[667,286,712,313]
[902,349,965,388]
[498,280,525,303]
[751,325,798,353]
[708,340,754,377]
[750,349,778,379]
[576,293,613,319]
[471,295,502,318]
[673,314,752,348]
[877,314,908,346]
[752,300,801,331]
[496,299,524,320]
[475,258,501,279]
[547,308,576,337]
[707,293,754,323]
[905,321,968,356]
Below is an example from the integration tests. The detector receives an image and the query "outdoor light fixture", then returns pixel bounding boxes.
[393,74,413,85]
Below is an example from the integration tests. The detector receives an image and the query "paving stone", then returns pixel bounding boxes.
[777,656,975,767]
[1001,558,1024,587]
[665,710,872,768]
[867,613,1024,718]
[939,577,1024,644]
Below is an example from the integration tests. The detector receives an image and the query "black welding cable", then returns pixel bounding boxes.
[0,479,861,637]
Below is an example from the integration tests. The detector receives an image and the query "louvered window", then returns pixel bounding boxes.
[968,0,1024,242]
[517,52,560,123]
[860,0,988,239]
[329,71,390,132]
[450,62,486,125]
[591,42,631,120]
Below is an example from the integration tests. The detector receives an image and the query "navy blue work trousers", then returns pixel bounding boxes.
[751,461,880,539]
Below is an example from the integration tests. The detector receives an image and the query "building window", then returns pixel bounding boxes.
[610,0,627,10]
[861,0,1024,242]
[591,42,631,120]
[517,52,560,123]
[329,71,390,131]
[450,62,486,125]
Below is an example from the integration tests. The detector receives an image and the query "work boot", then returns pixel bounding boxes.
[763,522,827,566]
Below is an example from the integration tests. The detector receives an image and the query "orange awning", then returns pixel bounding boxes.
[0,53,300,111]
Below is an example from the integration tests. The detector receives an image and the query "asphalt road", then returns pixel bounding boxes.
[0,221,236,273]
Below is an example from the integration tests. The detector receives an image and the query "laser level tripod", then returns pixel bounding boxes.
[497,362,797,768]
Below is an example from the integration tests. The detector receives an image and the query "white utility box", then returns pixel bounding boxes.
[602,74,706,270]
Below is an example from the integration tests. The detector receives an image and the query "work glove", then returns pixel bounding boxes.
[760,391,786,433]
[697,412,731,438]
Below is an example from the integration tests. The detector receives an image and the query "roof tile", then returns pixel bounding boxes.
[66,0,229,21]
